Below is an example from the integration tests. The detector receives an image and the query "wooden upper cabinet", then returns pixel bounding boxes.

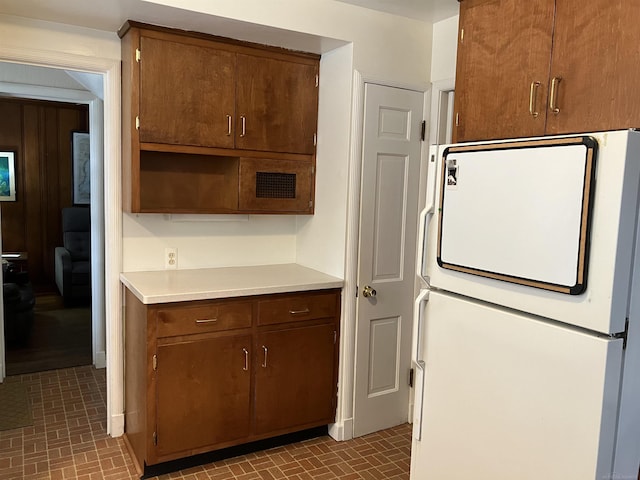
[139,35,236,148]
[133,26,319,155]
[120,22,321,214]
[546,1,640,135]
[236,54,318,154]
[453,0,555,143]
[454,0,640,142]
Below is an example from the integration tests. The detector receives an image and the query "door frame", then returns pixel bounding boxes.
[329,70,429,441]
[0,45,123,436]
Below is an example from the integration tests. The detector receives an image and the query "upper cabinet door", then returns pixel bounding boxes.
[546,1,640,135]
[235,54,318,154]
[453,0,555,143]
[139,35,236,148]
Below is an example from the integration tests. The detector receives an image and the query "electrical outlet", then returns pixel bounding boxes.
[165,247,177,269]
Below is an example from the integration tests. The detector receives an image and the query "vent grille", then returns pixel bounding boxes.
[256,172,296,199]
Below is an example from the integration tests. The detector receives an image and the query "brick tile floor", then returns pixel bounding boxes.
[0,366,411,479]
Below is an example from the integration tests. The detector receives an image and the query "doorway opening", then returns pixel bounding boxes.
[0,40,121,438]
[0,90,96,376]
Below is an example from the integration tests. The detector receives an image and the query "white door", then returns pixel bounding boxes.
[411,290,623,480]
[353,83,424,437]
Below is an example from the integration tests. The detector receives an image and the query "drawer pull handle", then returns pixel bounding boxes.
[243,348,249,371]
[262,345,268,368]
[226,115,232,136]
[549,76,562,114]
[240,116,246,137]
[529,81,540,118]
[289,308,310,315]
[195,318,218,324]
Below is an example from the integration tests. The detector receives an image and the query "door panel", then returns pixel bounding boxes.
[453,0,554,142]
[367,316,400,396]
[353,83,423,436]
[411,291,622,480]
[238,157,314,213]
[254,324,336,434]
[235,54,318,154]
[546,1,640,135]
[139,35,236,148]
[372,155,406,280]
[155,334,251,456]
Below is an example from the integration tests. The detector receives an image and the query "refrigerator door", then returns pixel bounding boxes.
[411,291,623,480]
[423,130,640,334]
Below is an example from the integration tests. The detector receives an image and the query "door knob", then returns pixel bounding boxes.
[362,285,377,298]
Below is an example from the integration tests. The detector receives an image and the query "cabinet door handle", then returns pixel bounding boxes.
[289,308,310,315]
[227,115,232,136]
[261,345,268,368]
[242,348,249,371]
[549,76,562,114]
[529,81,541,118]
[195,318,218,324]
[240,116,246,137]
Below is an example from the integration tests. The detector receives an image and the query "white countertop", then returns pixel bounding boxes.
[120,263,344,304]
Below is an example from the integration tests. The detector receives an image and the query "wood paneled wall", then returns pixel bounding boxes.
[0,98,89,291]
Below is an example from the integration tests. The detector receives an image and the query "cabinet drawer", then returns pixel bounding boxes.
[257,292,337,326]
[156,302,252,337]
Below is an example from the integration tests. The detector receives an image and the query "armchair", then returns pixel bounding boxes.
[55,207,91,306]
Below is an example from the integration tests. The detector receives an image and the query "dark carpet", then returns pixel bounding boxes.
[0,381,33,431]
[5,307,92,376]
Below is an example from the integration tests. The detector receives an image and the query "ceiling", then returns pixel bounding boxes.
[335,0,459,22]
[0,0,460,42]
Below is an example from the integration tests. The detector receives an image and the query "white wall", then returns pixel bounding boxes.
[0,62,85,89]
[122,214,297,271]
[0,14,119,59]
[296,44,354,278]
[431,15,459,83]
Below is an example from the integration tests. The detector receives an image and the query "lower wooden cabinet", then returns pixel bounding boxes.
[123,288,341,474]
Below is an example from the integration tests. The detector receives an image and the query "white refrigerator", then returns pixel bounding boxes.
[411,130,640,480]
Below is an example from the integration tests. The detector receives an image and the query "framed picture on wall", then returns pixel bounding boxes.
[72,131,90,205]
[0,151,17,202]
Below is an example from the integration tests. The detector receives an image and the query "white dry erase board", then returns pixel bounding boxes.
[437,136,597,295]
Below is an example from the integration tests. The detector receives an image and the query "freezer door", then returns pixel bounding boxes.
[438,137,596,295]
[424,130,640,334]
[410,291,624,480]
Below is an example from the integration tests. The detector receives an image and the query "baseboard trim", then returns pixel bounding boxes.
[94,351,106,369]
[328,417,353,441]
[110,412,124,437]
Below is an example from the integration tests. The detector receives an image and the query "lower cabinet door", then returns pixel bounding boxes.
[254,324,336,434]
[155,334,252,457]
